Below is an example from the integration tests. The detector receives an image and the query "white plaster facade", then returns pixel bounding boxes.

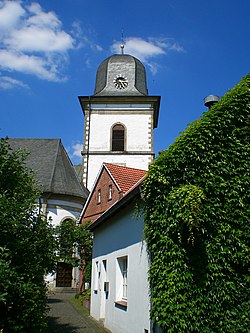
[81,102,157,190]
[44,198,83,227]
[90,199,151,333]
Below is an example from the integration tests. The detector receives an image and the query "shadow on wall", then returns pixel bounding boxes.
[93,203,144,258]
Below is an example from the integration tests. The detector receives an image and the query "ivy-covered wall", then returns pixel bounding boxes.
[144,74,250,332]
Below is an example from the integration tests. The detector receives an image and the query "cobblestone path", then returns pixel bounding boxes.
[47,292,109,333]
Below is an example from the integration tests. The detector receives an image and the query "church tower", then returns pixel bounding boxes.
[79,53,160,190]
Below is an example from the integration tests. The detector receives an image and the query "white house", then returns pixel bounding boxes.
[88,175,153,333]
[8,138,89,290]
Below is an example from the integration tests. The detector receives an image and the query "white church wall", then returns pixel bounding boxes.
[90,202,151,333]
[46,199,82,227]
[44,198,83,290]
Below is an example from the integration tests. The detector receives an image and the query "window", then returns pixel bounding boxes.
[108,185,113,200]
[112,124,125,151]
[116,256,128,303]
[93,261,99,292]
[121,257,128,299]
[97,189,101,204]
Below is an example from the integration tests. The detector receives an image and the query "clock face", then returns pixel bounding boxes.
[113,75,128,89]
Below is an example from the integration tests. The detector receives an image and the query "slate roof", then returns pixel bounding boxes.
[104,163,147,194]
[94,54,148,96]
[8,138,88,200]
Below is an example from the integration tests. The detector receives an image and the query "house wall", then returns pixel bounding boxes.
[90,201,151,333]
[82,168,122,223]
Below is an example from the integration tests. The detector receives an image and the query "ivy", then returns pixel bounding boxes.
[144,74,250,332]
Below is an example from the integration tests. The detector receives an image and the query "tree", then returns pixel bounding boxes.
[56,219,92,292]
[0,139,56,332]
[144,74,250,332]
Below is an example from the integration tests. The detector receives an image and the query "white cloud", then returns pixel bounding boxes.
[111,36,184,74]
[0,1,25,30]
[5,27,74,52]
[26,2,61,29]
[72,143,83,158]
[70,21,103,51]
[0,50,61,81]
[0,0,78,88]
[0,75,29,89]
[66,142,83,165]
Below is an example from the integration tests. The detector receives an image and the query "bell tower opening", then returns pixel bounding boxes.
[111,124,125,152]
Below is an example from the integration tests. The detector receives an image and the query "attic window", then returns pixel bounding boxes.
[108,185,113,200]
[112,124,125,151]
[97,189,101,204]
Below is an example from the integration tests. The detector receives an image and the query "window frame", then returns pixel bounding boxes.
[111,123,126,152]
[108,185,113,200]
[116,255,128,307]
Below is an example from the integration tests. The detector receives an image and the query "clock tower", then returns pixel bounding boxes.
[79,54,160,190]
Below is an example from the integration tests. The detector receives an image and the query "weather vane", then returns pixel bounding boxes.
[120,29,125,54]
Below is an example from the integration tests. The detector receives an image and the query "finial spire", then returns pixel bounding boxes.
[120,29,125,54]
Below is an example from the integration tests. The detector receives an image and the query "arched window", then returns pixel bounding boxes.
[112,124,125,151]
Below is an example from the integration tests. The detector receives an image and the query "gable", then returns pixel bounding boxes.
[81,163,147,224]
[81,167,122,223]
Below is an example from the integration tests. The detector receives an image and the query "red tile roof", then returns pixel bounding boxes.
[104,163,147,194]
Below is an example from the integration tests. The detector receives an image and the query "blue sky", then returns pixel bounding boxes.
[0,0,249,165]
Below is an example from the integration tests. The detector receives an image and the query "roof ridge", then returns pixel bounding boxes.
[103,164,122,191]
[48,139,61,191]
[104,162,147,173]
[60,143,89,198]
[103,163,147,193]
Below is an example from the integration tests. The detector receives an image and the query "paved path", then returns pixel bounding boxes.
[47,292,109,333]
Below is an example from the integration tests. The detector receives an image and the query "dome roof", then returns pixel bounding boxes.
[94,54,148,96]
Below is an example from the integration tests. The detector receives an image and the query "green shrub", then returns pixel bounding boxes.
[144,74,250,332]
[0,139,56,332]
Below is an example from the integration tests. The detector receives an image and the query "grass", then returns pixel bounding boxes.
[68,295,90,316]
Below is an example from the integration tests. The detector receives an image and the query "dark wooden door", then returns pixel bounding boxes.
[56,262,72,287]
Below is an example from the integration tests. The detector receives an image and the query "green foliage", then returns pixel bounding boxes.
[55,219,92,267]
[0,139,56,332]
[76,221,93,266]
[55,219,79,266]
[55,219,93,291]
[144,74,250,332]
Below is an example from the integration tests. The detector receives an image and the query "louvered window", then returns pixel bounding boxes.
[112,124,125,151]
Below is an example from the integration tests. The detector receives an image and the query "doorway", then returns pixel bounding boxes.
[56,262,72,287]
